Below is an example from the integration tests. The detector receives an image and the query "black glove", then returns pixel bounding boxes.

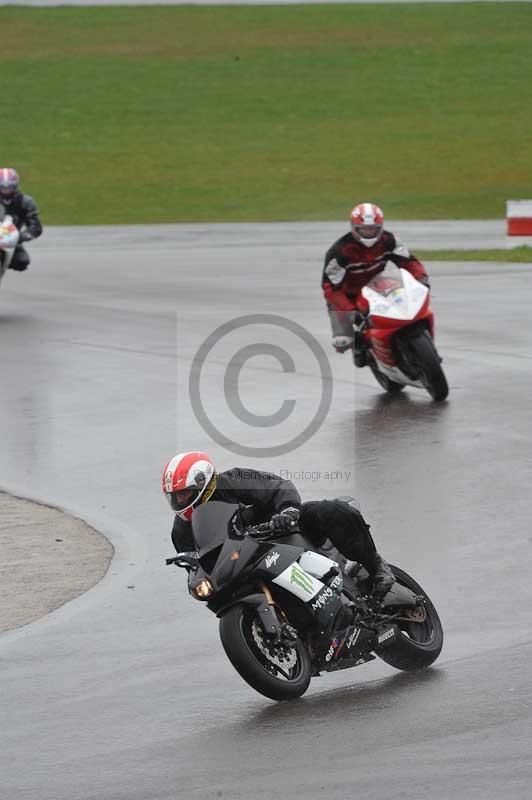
[18,231,33,243]
[270,507,300,532]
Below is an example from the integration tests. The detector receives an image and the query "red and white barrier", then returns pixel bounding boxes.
[506,200,532,247]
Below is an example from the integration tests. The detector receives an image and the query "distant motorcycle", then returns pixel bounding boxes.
[357,263,449,401]
[167,501,443,701]
[0,213,20,287]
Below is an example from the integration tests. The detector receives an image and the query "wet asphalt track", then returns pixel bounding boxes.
[1,223,531,800]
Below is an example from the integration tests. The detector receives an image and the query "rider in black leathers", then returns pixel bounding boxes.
[167,460,395,595]
[0,168,43,272]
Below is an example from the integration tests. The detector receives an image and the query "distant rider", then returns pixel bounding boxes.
[323,202,429,367]
[0,168,43,272]
[163,451,395,596]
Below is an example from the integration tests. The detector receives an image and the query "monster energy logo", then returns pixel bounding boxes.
[290,564,314,594]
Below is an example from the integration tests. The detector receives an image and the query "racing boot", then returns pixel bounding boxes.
[370,555,395,596]
[332,335,354,354]
[353,332,368,368]
[352,312,369,368]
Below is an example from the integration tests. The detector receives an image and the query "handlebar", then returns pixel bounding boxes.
[166,552,199,568]
[166,521,300,568]
[245,520,300,538]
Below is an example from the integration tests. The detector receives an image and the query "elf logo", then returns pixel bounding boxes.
[325,638,339,662]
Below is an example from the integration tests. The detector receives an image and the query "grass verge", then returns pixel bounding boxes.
[3,5,532,224]
[417,247,532,262]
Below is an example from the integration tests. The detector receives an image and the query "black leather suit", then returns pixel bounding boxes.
[171,468,380,574]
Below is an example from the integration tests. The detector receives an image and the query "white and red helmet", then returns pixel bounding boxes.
[162,451,217,521]
[0,168,20,204]
[350,202,384,247]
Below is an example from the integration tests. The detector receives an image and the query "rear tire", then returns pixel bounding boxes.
[405,331,449,402]
[376,565,443,671]
[219,603,312,701]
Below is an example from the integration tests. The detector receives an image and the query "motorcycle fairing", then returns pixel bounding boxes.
[254,545,306,582]
[210,534,264,590]
[270,556,348,628]
[315,624,377,670]
[361,265,436,386]
[362,266,429,322]
[255,546,347,628]
[0,214,19,283]
[191,502,270,591]
[272,560,324,601]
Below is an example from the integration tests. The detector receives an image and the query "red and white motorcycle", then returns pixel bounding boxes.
[0,213,20,288]
[356,263,449,402]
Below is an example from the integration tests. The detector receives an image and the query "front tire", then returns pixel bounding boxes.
[368,354,405,394]
[376,565,443,671]
[219,603,312,701]
[404,331,449,402]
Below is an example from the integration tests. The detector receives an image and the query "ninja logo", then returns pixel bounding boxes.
[265,552,280,569]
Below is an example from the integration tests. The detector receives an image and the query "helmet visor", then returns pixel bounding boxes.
[354,224,382,240]
[0,188,15,201]
[167,485,200,512]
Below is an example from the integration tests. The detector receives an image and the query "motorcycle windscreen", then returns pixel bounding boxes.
[191,501,239,557]
[363,264,427,321]
[366,263,404,297]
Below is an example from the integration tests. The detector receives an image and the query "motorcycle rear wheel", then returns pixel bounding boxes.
[405,331,449,402]
[376,565,443,671]
[219,603,312,701]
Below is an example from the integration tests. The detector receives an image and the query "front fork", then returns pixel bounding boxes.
[257,581,298,643]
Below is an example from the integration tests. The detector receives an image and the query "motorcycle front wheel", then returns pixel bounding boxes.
[376,565,443,671]
[219,603,312,701]
[405,330,449,402]
[368,354,404,394]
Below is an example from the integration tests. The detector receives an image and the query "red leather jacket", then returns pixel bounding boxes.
[322,230,428,314]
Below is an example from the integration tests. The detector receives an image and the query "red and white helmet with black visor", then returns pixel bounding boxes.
[350,202,384,247]
[162,451,217,521]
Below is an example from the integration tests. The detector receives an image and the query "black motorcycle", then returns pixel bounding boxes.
[167,501,443,701]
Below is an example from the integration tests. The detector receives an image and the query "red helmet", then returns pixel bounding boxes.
[0,168,20,204]
[350,202,384,247]
[162,451,217,521]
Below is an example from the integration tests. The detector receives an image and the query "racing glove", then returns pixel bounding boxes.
[270,507,300,532]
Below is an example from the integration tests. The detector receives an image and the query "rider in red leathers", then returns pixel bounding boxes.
[323,203,429,367]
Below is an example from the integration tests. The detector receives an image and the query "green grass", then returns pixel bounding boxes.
[3,5,532,224]
[418,247,532,262]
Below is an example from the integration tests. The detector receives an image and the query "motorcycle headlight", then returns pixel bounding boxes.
[193,579,213,600]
